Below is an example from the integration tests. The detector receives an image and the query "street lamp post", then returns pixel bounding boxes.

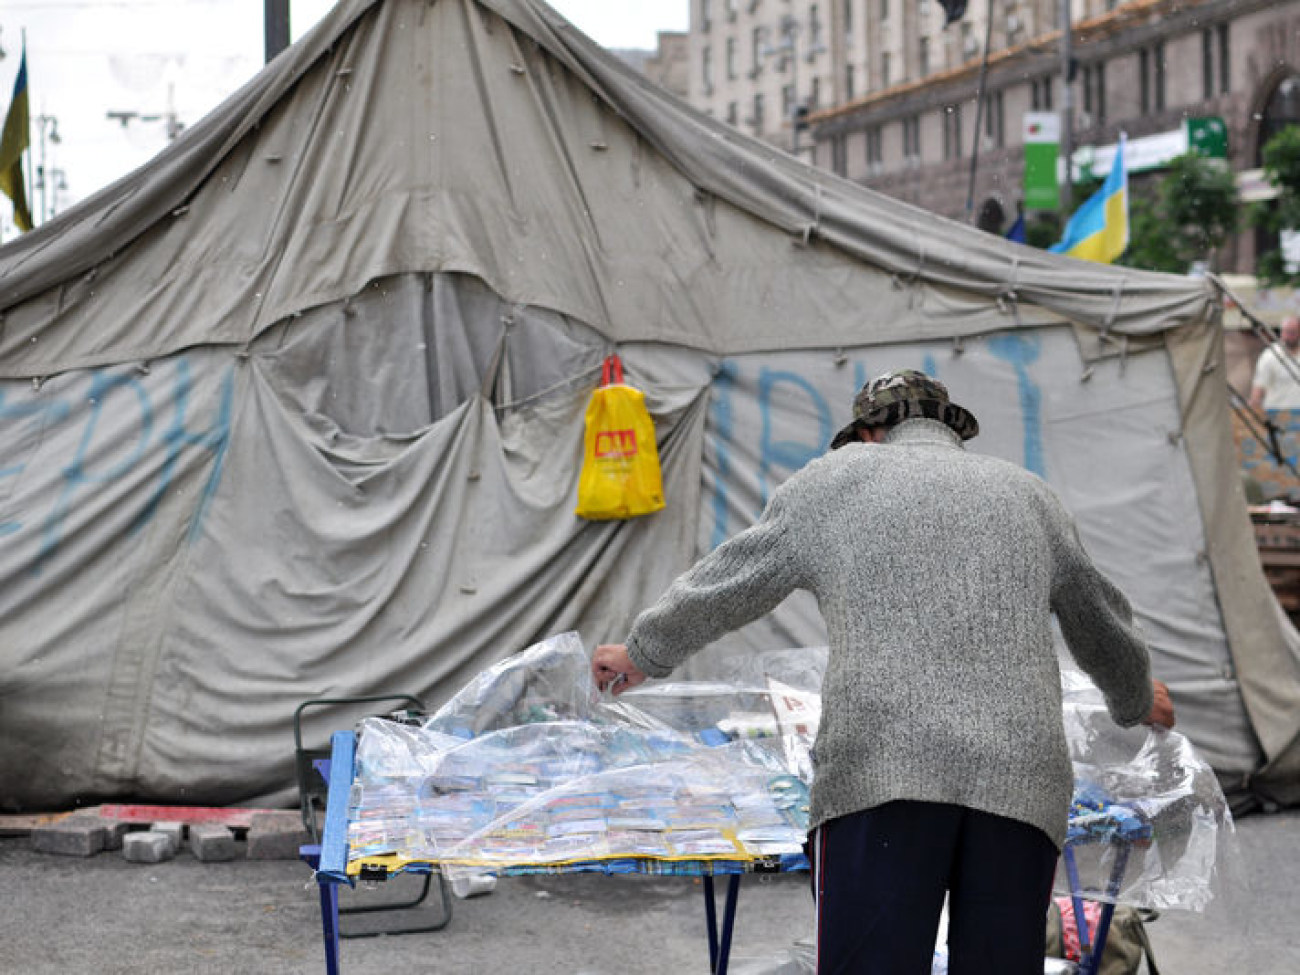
[34,114,60,225]
[763,13,824,155]
[1059,0,1074,213]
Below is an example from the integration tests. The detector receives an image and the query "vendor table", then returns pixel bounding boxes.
[302,730,1132,975]
[302,730,798,975]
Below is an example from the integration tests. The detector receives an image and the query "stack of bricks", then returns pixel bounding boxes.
[18,806,311,864]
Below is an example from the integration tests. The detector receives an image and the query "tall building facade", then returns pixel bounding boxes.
[689,0,839,151]
[686,0,1300,273]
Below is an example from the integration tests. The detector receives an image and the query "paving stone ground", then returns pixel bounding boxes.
[0,808,1296,974]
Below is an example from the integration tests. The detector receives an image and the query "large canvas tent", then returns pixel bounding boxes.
[2,0,1298,813]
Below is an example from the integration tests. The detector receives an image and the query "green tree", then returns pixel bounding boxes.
[1120,153,1238,273]
[1123,194,1184,272]
[1252,125,1300,285]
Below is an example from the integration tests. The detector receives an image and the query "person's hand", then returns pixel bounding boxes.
[1143,679,1175,729]
[592,644,647,696]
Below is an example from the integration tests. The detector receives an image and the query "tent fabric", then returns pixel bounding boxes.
[1,0,1298,810]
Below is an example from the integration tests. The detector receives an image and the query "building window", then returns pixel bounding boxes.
[809,4,823,50]
[1080,63,1107,127]
[843,0,853,36]
[903,115,921,163]
[752,92,765,132]
[727,101,739,126]
[986,89,1004,147]
[880,0,889,21]
[1031,77,1053,112]
[1157,45,1167,111]
[919,37,930,78]
[751,27,766,76]
[832,135,847,176]
[726,0,739,20]
[846,64,855,101]
[701,0,712,32]
[943,104,963,160]
[1201,29,1214,101]
[1139,49,1150,113]
[703,46,714,94]
[782,83,796,116]
[810,76,821,108]
[726,37,737,80]
[1217,23,1230,94]
[1094,61,1106,124]
[866,125,883,175]
[882,52,891,87]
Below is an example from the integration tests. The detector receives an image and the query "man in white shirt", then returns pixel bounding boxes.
[1250,315,1300,410]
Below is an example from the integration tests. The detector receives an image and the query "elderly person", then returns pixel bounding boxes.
[594,369,1173,975]
[1250,314,1300,410]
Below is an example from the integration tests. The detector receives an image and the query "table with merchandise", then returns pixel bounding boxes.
[301,635,1233,975]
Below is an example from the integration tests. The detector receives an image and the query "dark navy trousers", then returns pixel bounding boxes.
[808,800,1059,975]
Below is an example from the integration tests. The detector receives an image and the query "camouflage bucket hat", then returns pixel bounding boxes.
[829,369,979,449]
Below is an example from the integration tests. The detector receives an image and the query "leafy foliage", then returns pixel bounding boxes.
[1252,125,1300,285]
[1120,153,1238,273]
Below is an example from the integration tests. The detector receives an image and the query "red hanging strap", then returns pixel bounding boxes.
[602,354,624,386]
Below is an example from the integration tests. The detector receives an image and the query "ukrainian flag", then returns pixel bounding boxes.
[0,44,33,233]
[1050,134,1128,263]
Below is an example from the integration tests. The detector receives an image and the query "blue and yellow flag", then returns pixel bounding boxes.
[1050,134,1128,264]
[0,45,33,233]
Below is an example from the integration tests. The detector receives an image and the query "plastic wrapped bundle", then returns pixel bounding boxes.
[422,631,597,740]
[1054,671,1235,911]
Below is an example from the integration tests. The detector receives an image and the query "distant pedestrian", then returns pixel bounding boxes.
[1250,314,1300,410]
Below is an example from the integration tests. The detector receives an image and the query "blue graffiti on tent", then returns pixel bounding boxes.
[133,358,235,542]
[987,333,1045,477]
[757,367,832,509]
[0,358,235,571]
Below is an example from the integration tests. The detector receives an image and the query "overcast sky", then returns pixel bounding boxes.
[0,0,687,239]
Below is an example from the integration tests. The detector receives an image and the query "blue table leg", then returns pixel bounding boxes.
[304,733,357,975]
[1071,840,1132,975]
[701,873,743,974]
[300,844,342,975]
[1085,843,1131,973]
[716,874,741,975]
[319,875,341,975]
[1061,844,1093,958]
[703,875,719,971]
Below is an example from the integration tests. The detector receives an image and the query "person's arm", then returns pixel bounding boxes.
[1250,384,1267,410]
[603,491,808,688]
[1050,509,1161,728]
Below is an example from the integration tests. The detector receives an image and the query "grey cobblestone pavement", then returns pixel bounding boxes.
[1,806,1295,974]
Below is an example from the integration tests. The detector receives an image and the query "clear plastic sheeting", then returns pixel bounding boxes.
[1054,671,1236,911]
[348,634,812,878]
[347,636,1233,912]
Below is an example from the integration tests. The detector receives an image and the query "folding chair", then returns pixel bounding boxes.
[294,695,452,937]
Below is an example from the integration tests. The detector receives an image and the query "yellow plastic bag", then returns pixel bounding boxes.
[575,355,665,520]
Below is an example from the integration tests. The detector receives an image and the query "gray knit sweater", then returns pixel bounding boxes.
[626,418,1154,848]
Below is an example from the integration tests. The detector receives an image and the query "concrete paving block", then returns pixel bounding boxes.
[122,831,175,864]
[188,824,237,862]
[93,820,132,851]
[29,820,106,857]
[150,821,185,854]
[246,812,312,860]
